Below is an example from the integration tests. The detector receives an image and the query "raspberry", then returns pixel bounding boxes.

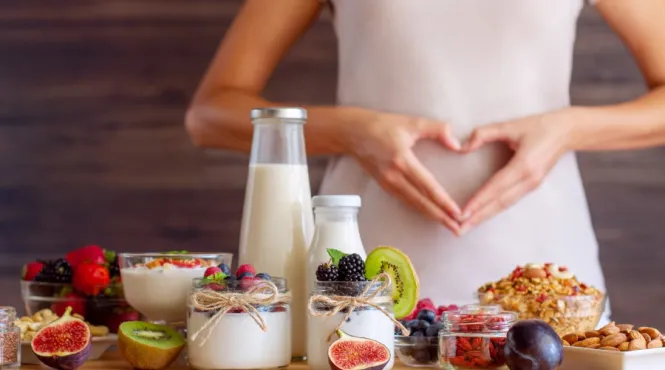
[236,264,256,278]
[316,263,339,281]
[417,298,435,311]
[204,266,222,278]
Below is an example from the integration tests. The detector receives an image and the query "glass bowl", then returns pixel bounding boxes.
[20,280,138,333]
[395,335,439,367]
[118,252,233,324]
[476,291,606,336]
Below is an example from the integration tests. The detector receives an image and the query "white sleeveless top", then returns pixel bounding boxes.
[319,0,610,321]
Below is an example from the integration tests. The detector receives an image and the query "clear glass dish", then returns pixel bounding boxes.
[476,291,606,336]
[118,252,232,324]
[395,335,438,367]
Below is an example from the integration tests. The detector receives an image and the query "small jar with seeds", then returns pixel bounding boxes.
[0,306,20,368]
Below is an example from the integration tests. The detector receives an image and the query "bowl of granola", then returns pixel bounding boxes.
[476,263,605,336]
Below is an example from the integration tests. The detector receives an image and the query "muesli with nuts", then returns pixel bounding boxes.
[477,263,605,335]
[562,321,664,351]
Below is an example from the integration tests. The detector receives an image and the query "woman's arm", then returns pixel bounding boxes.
[457,0,665,233]
[566,0,665,151]
[185,0,361,155]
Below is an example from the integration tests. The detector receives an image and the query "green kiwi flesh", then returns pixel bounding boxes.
[118,321,185,370]
[365,246,420,319]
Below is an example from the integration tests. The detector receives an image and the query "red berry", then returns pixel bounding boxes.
[416,298,435,311]
[66,245,106,268]
[22,262,44,281]
[235,264,256,278]
[448,304,459,311]
[239,276,259,290]
[436,305,449,316]
[51,292,86,317]
[204,266,222,278]
[73,262,110,296]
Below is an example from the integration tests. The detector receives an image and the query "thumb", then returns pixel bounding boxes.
[416,119,462,151]
[461,123,512,153]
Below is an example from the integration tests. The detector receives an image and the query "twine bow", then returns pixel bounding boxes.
[308,272,410,341]
[189,280,291,346]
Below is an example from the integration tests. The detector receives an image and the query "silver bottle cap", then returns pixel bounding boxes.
[250,107,307,122]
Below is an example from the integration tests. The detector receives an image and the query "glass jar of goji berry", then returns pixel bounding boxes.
[439,304,517,369]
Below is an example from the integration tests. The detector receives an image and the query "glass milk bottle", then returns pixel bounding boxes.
[239,107,314,359]
[307,195,366,296]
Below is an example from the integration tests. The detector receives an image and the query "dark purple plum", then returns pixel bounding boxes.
[504,320,563,370]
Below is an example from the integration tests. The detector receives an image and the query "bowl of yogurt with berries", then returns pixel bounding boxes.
[187,264,291,369]
[118,252,232,323]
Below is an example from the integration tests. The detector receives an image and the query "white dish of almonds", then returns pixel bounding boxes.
[561,322,665,370]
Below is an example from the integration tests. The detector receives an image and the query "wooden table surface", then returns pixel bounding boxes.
[19,350,411,369]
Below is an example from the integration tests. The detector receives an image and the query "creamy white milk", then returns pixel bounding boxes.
[239,163,314,358]
[307,309,396,370]
[187,310,291,369]
[121,266,206,323]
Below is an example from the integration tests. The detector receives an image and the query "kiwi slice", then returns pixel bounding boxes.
[118,321,185,370]
[365,246,420,319]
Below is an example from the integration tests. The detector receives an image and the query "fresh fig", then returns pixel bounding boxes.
[504,320,563,370]
[328,329,391,370]
[31,306,92,370]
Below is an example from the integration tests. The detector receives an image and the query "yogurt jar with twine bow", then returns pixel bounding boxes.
[187,276,292,369]
[306,272,408,370]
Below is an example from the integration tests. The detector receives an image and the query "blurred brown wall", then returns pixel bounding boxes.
[1,1,664,327]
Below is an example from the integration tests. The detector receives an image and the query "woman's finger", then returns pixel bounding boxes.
[461,123,513,153]
[459,180,531,235]
[416,119,462,151]
[381,170,461,234]
[399,150,462,218]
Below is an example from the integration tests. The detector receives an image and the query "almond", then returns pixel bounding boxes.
[617,324,633,333]
[629,338,646,351]
[648,339,663,349]
[600,321,617,331]
[588,343,601,349]
[573,337,601,347]
[642,333,652,343]
[562,340,570,346]
[585,330,601,338]
[563,333,581,344]
[524,267,547,278]
[600,333,627,347]
[629,330,643,341]
[618,342,630,351]
[600,346,620,351]
[600,326,621,336]
[638,327,662,339]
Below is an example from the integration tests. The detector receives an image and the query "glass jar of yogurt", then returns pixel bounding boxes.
[307,280,396,370]
[187,277,291,369]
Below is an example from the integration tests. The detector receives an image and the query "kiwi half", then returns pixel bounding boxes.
[118,321,185,370]
[365,246,420,319]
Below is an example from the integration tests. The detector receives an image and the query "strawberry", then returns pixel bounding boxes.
[204,266,222,278]
[51,292,87,317]
[66,245,106,268]
[235,264,256,278]
[22,261,44,281]
[73,262,110,296]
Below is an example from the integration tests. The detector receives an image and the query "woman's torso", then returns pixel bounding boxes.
[319,0,607,307]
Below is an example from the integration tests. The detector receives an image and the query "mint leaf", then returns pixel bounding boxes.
[104,249,116,264]
[202,272,227,284]
[327,249,348,266]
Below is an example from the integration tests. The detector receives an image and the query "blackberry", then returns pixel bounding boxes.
[316,263,339,281]
[109,256,120,278]
[35,259,73,283]
[338,254,366,281]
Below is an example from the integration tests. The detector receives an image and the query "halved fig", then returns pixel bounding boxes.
[31,306,92,370]
[328,330,391,370]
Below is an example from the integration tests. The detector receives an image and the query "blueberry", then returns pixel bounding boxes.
[426,323,443,338]
[225,275,237,281]
[405,319,420,330]
[417,309,436,323]
[255,272,271,280]
[413,348,431,363]
[237,271,254,279]
[414,320,430,332]
[216,263,231,276]
[411,330,425,338]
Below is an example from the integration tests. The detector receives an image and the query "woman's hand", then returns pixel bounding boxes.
[458,110,577,235]
[346,110,463,233]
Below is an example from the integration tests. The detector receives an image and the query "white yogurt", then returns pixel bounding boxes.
[121,266,206,323]
[187,310,291,369]
[307,309,395,370]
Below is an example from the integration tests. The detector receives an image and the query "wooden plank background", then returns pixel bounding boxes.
[1,1,664,327]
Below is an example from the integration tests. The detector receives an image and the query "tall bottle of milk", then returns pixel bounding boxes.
[307,195,366,292]
[239,107,314,360]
